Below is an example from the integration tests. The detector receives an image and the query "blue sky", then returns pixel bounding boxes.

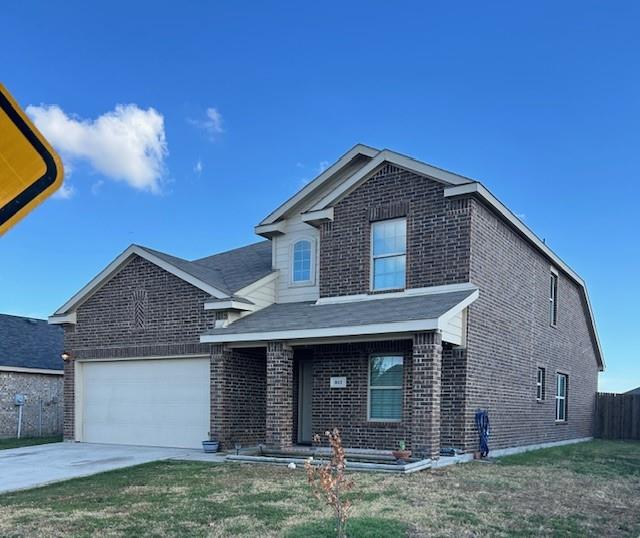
[1,1,638,392]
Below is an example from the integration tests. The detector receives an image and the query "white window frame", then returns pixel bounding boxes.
[370,218,407,292]
[367,354,404,422]
[555,372,568,422]
[536,366,546,401]
[549,268,559,327]
[289,237,315,287]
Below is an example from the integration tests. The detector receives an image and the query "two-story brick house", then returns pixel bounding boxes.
[49,144,603,459]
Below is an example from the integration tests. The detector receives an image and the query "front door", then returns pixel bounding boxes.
[297,360,313,444]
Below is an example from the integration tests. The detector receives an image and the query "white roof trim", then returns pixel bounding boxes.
[200,319,440,344]
[444,182,604,370]
[53,245,229,316]
[48,312,77,325]
[255,222,286,238]
[234,271,278,296]
[258,144,379,226]
[0,365,64,375]
[309,149,473,212]
[315,282,477,305]
[204,300,257,312]
[301,207,334,226]
[437,289,479,324]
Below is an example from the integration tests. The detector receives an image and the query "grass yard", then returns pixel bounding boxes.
[0,440,638,537]
[0,435,62,450]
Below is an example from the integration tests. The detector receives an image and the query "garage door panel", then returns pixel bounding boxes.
[82,358,210,449]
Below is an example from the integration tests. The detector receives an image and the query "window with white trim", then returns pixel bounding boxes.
[549,271,558,326]
[371,218,406,291]
[368,355,404,421]
[556,373,568,421]
[292,239,313,284]
[536,367,546,401]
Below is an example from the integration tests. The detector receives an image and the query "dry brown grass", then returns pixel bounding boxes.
[0,440,638,537]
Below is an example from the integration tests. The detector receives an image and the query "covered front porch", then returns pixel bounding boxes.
[209,332,461,460]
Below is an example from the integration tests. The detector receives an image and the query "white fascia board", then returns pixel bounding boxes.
[444,182,605,371]
[200,318,440,344]
[255,221,286,238]
[53,245,228,316]
[310,149,473,212]
[48,312,77,325]
[301,207,334,225]
[0,365,64,375]
[436,289,480,325]
[315,282,478,305]
[234,271,278,296]
[258,144,379,226]
[204,300,257,312]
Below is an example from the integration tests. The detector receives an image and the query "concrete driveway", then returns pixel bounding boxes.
[0,442,225,495]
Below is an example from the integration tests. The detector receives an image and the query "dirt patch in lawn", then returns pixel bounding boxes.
[0,440,639,537]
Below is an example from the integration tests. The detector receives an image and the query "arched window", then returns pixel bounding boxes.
[292,239,312,283]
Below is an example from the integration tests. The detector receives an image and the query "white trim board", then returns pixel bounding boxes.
[0,365,64,375]
[444,182,604,371]
[50,244,230,319]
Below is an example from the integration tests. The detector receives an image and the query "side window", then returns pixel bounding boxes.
[536,367,546,401]
[555,373,568,421]
[549,270,558,326]
[368,355,404,421]
[371,218,406,291]
[291,239,313,284]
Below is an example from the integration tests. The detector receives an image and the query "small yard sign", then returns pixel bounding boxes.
[330,376,347,388]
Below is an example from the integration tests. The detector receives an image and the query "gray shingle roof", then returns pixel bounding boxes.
[625,387,640,396]
[138,241,273,296]
[203,289,477,336]
[0,314,64,370]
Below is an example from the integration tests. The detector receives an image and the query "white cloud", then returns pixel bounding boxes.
[189,107,224,140]
[53,182,75,199]
[26,103,168,194]
[91,180,105,195]
[194,159,203,176]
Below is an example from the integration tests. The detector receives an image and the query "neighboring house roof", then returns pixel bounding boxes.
[50,241,274,319]
[625,387,640,395]
[201,288,478,343]
[0,314,63,370]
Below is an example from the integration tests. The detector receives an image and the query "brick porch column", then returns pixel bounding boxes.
[266,341,294,449]
[412,331,443,459]
[210,343,233,448]
[63,356,75,441]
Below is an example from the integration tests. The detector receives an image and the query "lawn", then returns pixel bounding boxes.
[0,440,638,537]
[0,435,62,450]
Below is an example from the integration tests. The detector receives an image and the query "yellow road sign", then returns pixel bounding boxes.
[0,83,64,235]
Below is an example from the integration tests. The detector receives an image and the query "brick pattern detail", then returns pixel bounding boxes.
[211,345,266,449]
[462,197,599,451]
[412,332,443,459]
[307,340,413,450]
[319,164,471,297]
[266,341,294,448]
[63,358,75,440]
[440,345,467,449]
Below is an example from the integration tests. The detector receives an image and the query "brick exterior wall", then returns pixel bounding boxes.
[304,340,414,451]
[266,341,294,448]
[0,371,63,438]
[319,164,471,297]
[460,197,599,451]
[211,345,266,449]
[62,255,215,440]
[440,345,467,449]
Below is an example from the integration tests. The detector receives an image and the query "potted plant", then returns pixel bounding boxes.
[392,440,412,462]
[202,433,219,453]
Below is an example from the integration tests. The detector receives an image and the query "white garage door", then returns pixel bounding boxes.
[81,358,210,449]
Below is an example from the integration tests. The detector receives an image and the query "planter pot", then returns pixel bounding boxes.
[473,450,482,460]
[202,440,219,453]
[392,450,412,462]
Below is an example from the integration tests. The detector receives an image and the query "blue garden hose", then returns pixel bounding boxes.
[475,409,490,457]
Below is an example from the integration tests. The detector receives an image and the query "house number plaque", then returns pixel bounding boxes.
[330,376,347,388]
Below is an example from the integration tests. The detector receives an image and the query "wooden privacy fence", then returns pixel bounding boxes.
[595,392,640,440]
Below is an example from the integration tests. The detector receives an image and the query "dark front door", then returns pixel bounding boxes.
[297,360,313,444]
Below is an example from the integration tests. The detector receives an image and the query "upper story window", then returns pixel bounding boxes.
[292,239,313,284]
[549,269,558,326]
[371,218,406,291]
[555,373,568,421]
